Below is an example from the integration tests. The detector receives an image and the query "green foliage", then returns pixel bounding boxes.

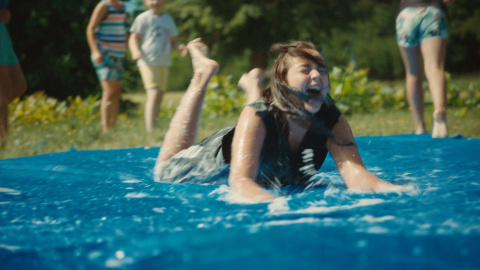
[6,0,480,100]
[328,67,480,116]
[8,92,101,127]
[8,0,101,99]
[352,2,404,79]
[446,0,480,73]
[445,73,480,117]
[158,96,178,120]
[165,0,352,69]
[330,66,407,114]
[166,51,195,91]
[203,75,246,120]
[10,69,478,129]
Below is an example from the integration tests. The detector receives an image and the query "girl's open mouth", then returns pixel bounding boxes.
[306,86,323,96]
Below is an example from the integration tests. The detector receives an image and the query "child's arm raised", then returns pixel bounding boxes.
[86,2,108,64]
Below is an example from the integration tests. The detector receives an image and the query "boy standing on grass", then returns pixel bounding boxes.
[128,0,187,132]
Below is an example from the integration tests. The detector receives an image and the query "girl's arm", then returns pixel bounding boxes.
[327,116,393,192]
[86,2,108,64]
[229,106,277,202]
[128,32,142,61]
[170,36,187,57]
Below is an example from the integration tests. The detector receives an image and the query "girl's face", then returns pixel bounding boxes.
[285,53,329,114]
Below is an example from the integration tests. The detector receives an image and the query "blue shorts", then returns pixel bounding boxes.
[396,6,448,48]
[0,23,19,65]
[91,53,125,81]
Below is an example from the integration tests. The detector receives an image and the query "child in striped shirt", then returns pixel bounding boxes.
[86,0,127,132]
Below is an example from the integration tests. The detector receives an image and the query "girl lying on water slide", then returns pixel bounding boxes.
[154,38,398,203]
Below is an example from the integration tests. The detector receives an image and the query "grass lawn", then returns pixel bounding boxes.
[1,91,478,160]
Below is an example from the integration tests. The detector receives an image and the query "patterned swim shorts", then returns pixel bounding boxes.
[396,6,448,48]
[91,52,125,81]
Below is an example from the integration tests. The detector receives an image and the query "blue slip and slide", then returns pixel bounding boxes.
[1,134,479,269]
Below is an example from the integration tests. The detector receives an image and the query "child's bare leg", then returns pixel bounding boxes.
[145,88,163,132]
[155,38,218,164]
[100,79,122,132]
[432,109,447,138]
[238,68,264,104]
[421,39,448,138]
[399,45,426,134]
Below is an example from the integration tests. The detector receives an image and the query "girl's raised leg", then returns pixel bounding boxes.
[155,38,219,165]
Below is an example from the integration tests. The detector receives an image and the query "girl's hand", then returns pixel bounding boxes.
[328,116,398,193]
[231,177,277,203]
[92,51,103,64]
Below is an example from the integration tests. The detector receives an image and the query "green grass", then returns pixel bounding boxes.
[347,107,479,137]
[1,91,479,160]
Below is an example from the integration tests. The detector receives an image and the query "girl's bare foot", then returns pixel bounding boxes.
[238,68,264,104]
[432,109,448,138]
[187,38,218,82]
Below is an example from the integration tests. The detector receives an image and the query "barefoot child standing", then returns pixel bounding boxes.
[86,0,127,132]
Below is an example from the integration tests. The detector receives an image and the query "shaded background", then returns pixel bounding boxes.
[6,0,480,100]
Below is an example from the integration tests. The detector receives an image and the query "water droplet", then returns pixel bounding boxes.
[115,250,125,259]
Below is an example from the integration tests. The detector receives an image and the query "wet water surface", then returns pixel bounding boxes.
[1,135,479,269]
